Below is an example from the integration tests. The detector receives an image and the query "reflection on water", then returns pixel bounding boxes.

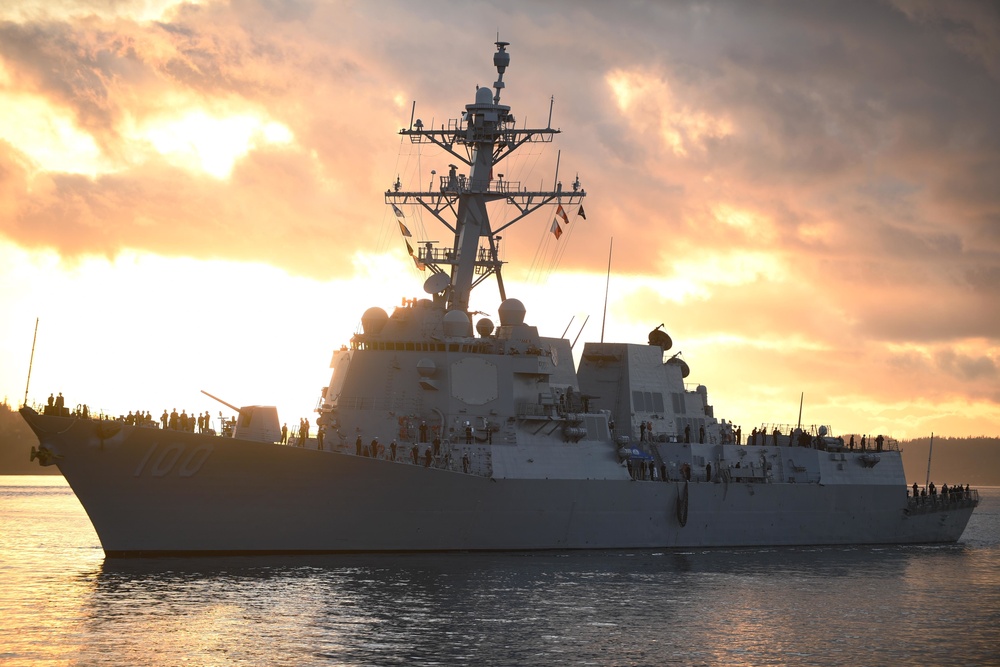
[2,477,999,666]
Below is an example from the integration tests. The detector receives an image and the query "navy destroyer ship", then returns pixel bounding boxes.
[19,42,978,557]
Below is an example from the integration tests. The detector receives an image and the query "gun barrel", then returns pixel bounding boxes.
[200,389,241,413]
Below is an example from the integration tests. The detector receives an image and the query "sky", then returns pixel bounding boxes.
[0,0,997,439]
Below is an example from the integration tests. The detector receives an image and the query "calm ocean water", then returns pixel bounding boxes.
[1,476,998,666]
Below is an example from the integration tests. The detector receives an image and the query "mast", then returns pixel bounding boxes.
[23,317,38,407]
[925,432,934,488]
[601,238,613,343]
[385,41,586,313]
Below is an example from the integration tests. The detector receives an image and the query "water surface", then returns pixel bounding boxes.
[2,476,998,666]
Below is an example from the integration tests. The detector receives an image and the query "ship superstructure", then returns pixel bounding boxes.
[17,42,978,557]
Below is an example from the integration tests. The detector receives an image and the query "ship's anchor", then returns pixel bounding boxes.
[96,421,121,440]
[30,445,61,467]
[676,480,689,527]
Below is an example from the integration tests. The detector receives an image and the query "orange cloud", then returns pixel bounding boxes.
[0,0,996,436]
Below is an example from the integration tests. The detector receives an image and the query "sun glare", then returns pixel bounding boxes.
[0,241,427,428]
[135,110,294,179]
[0,88,108,177]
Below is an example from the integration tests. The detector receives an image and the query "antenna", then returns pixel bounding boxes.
[552,150,561,191]
[571,315,590,349]
[547,95,554,129]
[23,317,39,407]
[925,432,934,488]
[796,392,804,430]
[601,238,613,343]
[408,101,416,131]
[561,315,575,339]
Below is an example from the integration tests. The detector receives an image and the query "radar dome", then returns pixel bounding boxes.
[443,310,472,337]
[497,298,526,326]
[818,425,828,437]
[475,86,493,105]
[361,307,389,335]
[476,318,495,337]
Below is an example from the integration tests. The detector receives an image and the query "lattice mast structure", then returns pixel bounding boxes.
[385,41,586,313]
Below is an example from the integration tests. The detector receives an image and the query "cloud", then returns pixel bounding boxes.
[0,0,997,434]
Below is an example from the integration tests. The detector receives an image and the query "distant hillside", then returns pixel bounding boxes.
[0,401,59,475]
[899,436,1000,487]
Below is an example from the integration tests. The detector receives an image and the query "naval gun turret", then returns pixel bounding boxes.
[201,389,281,443]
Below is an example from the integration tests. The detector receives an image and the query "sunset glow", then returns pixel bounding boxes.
[0,0,997,439]
[135,109,294,178]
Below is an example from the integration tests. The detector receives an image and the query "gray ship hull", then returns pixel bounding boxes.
[22,410,975,557]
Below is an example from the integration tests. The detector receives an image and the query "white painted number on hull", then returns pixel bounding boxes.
[134,443,213,477]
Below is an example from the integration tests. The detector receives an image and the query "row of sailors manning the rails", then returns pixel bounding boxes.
[910,481,974,502]
[45,394,239,435]
[44,392,549,446]
[630,419,890,452]
[622,452,976,495]
[50,395,893,456]
[47,395,482,459]
[47,393,890,455]
[283,426,478,473]
[37,394,979,490]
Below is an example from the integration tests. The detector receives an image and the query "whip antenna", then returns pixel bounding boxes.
[925,432,934,488]
[23,317,39,407]
[601,238,613,343]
